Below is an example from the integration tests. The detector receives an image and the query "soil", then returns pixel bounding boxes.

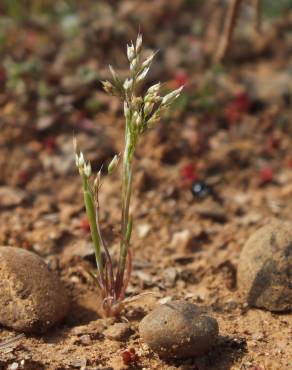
[0,1,291,369]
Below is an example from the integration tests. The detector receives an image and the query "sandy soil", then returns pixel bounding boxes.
[0,1,291,369]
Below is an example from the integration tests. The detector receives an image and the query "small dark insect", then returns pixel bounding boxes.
[191,180,223,204]
[121,348,139,365]
[191,181,212,199]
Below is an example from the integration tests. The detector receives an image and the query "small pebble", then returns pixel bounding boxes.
[137,223,151,238]
[162,267,177,288]
[238,220,292,312]
[0,246,69,333]
[104,323,133,341]
[79,334,92,345]
[70,358,87,369]
[139,301,219,359]
[171,229,193,251]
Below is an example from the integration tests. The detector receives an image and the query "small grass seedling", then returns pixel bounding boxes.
[74,34,183,317]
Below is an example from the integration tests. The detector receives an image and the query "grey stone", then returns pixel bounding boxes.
[237,220,292,312]
[139,301,219,359]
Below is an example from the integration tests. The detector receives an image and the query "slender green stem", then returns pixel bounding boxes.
[115,120,134,297]
[95,206,114,297]
[82,175,104,284]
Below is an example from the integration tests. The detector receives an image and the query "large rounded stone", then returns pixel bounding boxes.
[0,246,69,333]
[237,220,292,312]
[139,301,219,359]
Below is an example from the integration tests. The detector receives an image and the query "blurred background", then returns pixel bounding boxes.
[0,0,291,246]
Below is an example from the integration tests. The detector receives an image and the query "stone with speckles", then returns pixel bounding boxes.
[0,246,69,333]
[238,220,292,312]
[139,301,219,359]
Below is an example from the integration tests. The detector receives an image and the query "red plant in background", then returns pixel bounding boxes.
[174,71,188,88]
[18,170,29,185]
[43,137,57,152]
[80,216,90,232]
[121,348,139,365]
[266,134,281,154]
[22,240,32,250]
[224,105,240,124]
[180,163,198,186]
[234,92,251,112]
[288,158,292,169]
[259,167,273,184]
[224,92,251,125]
[25,30,38,50]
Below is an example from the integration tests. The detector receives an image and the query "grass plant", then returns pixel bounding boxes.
[74,34,183,316]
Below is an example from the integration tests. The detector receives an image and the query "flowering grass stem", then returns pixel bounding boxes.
[74,34,183,316]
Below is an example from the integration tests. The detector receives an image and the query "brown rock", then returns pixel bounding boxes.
[0,246,69,333]
[237,220,292,312]
[139,301,219,359]
[104,322,133,341]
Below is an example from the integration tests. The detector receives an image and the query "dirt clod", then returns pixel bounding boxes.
[0,246,69,333]
[139,300,219,359]
[104,322,133,341]
[237,220,292,312]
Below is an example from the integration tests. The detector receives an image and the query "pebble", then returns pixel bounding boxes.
[139,301,219,359]
[137,223,151,238]
[194,200,227,223]
[171,229,192,251]
[0,246,69,333]
[237,220,292,312]
[0,186,27,208]
[104,323,133,341]
[162,267,177,288]
[79,334,92,345]
[70,358,87,369]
